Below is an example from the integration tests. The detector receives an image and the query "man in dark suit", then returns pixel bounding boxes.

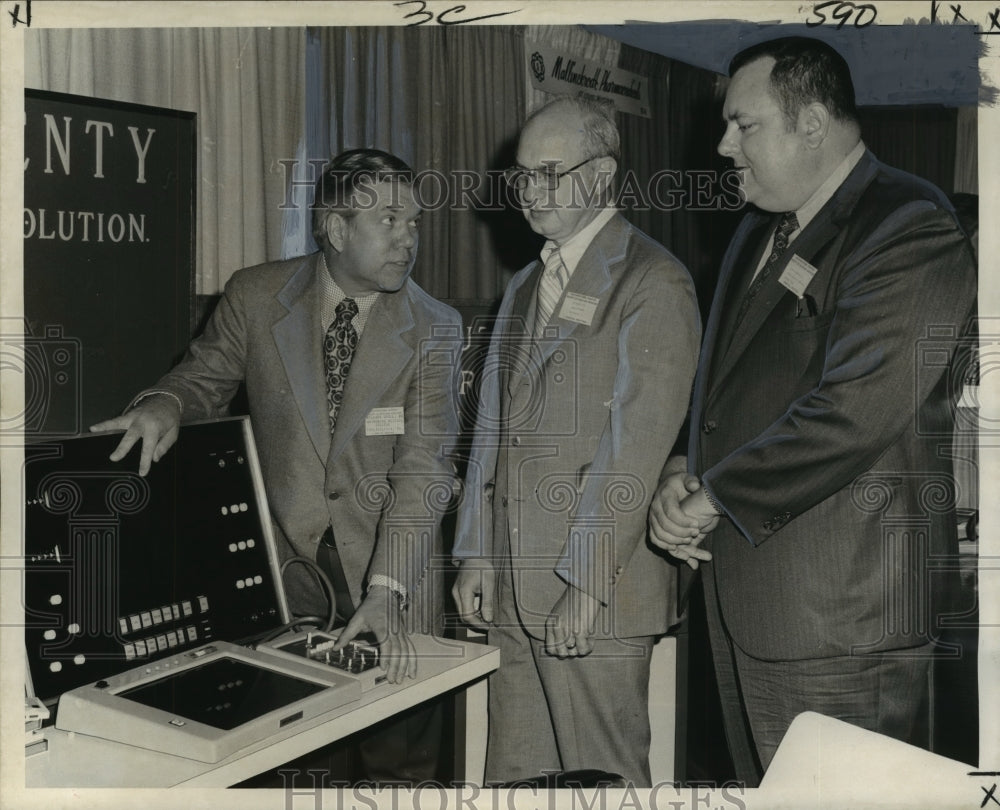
[648,37,976,785]
[453,97,701,785]
[92,148,463,783]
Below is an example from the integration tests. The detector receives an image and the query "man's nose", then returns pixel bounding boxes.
[398,227,417,249]
[718,124,738,159]
[518,179,540,208]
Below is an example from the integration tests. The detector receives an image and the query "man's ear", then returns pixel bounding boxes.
[324,212,350,252]
[595,155,617,189]
[800,102,831,148]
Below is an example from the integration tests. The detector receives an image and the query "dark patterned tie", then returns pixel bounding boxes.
[324,298,359,432]
[735,211,799,328]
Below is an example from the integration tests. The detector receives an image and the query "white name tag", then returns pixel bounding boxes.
[365,406,405,436]
[778,255,819,298]
[559,293,599,326]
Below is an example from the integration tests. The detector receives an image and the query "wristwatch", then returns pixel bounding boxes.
[367,574,409,610]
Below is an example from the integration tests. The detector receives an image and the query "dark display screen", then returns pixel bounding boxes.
[117,657,327,730]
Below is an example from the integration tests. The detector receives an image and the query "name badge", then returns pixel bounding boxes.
[365,406,405,436]
[559,293,599,326]
[778,255,818,298]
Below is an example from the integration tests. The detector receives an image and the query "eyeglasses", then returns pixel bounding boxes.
[503,156,606,192]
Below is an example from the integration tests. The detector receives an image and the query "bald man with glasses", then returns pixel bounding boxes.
[452,96,701,785]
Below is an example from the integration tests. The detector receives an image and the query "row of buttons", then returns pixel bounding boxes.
[220,502,250,515]
[698,421,797,532]
[119,596,207,635]
[762,511,793,531]
[214,454,246,468]
[123,625,200,660]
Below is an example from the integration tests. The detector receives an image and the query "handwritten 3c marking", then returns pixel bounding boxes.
[394,1,520,26]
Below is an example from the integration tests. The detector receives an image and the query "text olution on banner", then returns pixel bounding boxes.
[528,44,650,118]
[21,90,195,438]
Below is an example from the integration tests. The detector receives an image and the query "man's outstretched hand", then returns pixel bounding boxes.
[90,394,181,476]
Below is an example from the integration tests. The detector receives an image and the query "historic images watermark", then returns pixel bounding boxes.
[279,777,748,810]
[278,159,746,215]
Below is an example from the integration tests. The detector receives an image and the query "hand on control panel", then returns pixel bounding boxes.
[333,586,415,684]
[303,632,380,675]
[90,394,182,477]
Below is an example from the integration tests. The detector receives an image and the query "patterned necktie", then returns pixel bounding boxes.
[324,298,359,432]
[533,246,569,338]
[735,211,799,328]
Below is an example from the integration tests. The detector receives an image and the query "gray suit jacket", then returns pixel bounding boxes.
[151,252,462,631]
[455,213,701,639]
[690,151,977,660]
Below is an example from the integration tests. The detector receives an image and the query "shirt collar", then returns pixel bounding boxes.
[542,206,617,277]
[318,252,380,333]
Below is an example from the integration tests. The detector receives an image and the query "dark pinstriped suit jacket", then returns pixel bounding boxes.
[690,151,977,661]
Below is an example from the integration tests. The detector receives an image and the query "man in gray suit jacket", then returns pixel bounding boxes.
[453,97,701,785]
[649,38,977,785]
[92,149,462,782]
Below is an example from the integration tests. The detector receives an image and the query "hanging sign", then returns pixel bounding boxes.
[528,44,651,118]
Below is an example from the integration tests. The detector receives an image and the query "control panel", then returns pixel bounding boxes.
[24,418,288,706]
[261,631,387,692]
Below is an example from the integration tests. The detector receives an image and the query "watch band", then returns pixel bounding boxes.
[367,574,409,609]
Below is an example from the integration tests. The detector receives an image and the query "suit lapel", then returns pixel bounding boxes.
[505,262,541,396]
[717,223,803,370]
[714,214,771,362]
[528,214,627,371]
[709,152,879,390]
[511,262,541,331]
[272,254,330,462]
[689,213,765,456]
[329,288,415,463]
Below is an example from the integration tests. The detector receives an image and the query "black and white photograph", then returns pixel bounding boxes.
[1,2,996,808]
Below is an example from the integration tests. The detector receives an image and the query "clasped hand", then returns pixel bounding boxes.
[648,472,720,570]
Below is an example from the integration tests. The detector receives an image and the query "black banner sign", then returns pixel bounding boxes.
[21,90,195,438]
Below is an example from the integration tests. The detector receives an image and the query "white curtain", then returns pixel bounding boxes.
[25,27,306,294]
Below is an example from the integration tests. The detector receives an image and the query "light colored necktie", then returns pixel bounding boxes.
[533,246,569,338]
[323,297,359,432]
